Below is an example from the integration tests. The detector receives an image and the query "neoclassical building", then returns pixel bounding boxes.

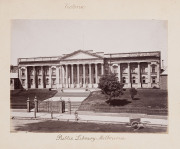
[17,50,161,89]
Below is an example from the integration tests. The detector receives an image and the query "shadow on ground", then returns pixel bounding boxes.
[11,119,167,133]
[106,99,131,106]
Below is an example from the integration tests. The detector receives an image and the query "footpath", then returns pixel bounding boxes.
[11,109,168,128]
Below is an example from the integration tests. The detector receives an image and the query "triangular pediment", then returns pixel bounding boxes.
[61,50,103,60]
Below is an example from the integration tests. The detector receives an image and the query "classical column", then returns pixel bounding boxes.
[156,62,160,88]
[59,65,62,88]
[89,64,92,88]
[49,66,52,88]
[71,64,74,88]
[18,67,22,86]
[40,66,43,89]
[118,64,121,82]
[148,62,151,88]
[24,66,28,89]
[94,63,98,88]
[83,64,86,88]
[65,64,68,88]
[62,65,65,88]
[127,63,131,88]
[77,64,80,88]
[56,66,60,88]
[32,66,36,88]
[101,63,104,75]
[137,63,141,88]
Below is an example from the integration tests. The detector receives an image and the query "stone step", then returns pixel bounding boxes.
[54,93,90,97]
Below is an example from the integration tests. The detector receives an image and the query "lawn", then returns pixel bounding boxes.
[11,119,167,133]
[79,89,168,115]
[10,89,57,108]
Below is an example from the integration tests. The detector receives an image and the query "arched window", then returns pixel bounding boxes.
[142,76,146,83]
[132,77,136,83]
[21,69,25,76]
[123,77,126,83]
[152,65,156,73]
[152,77,156,83]
[52,68,56,75]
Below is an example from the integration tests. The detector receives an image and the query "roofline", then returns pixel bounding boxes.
[104,51,161,56]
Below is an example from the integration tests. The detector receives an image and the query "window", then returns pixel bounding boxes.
[122,66,126,73]
[21,69,25,76]
[52,78,56,85]
[132,77,136,83]
[141,66,146,73]
[152,65,156,73]
[52,68,56,75]
[38,69,41,75]
[131,66,136,73]
[123,77,126,83]
[22,79,25,86]
[30,69,33,75]
[31,79,33,85]
[142,76,146,83]
[45,69,49,75]
[113,65,118,74]
[152,77,156,83]
[38,78,41,85]
[46,78,49,85]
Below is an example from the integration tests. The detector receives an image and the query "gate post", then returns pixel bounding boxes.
[34,96,38,118]
[27,97,30,112]
[67,99,71,114]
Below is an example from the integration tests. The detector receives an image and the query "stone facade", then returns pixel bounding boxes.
[17,50,161,89]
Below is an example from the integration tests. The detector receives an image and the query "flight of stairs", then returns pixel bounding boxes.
[55,89,90,113]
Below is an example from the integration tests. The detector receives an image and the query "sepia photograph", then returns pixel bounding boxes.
[10,20,168,133]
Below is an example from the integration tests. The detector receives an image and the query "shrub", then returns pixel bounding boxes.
[98,73,124,101]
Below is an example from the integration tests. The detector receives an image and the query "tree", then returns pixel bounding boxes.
[98,73,124,101]
[129,88,137,100]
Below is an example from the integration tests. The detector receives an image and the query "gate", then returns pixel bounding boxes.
[38,100,65,113]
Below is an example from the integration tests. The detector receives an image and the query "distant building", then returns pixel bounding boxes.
[160,67,168,90]
[16,50,161,89]
[10,66,20,90]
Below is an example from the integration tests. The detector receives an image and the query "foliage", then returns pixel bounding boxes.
[98,73,124,100]
[129,88,137,100]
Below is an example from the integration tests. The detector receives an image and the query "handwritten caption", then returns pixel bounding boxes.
[56,134,125,142]
[65,0,86,9]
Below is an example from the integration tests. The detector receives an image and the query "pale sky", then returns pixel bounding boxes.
[11,20,167,66]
